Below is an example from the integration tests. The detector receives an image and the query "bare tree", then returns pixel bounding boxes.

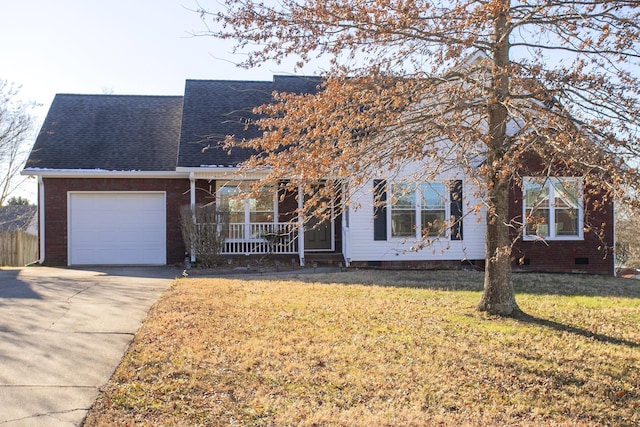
[0,80,35,206]
[198,0,640,316]
[616,204,640,271]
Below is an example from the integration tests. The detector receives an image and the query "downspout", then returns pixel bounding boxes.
[189,172,196,264]
[341,181,350,267]
[37,175,45,264]
[298,184,305,266]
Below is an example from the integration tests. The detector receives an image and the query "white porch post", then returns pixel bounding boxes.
[189,172,196,263]
[298,184,305,266]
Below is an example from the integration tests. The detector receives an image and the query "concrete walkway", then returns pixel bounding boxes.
[0,266,178,427]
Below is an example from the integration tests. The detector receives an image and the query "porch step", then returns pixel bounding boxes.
[304,253,345,266]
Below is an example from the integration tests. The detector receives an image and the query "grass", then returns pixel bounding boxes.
[83,270,640,426]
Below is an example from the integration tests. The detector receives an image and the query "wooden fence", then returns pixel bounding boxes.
[0,231,38,266]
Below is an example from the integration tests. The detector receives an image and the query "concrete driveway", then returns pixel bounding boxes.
[0,266,178,426]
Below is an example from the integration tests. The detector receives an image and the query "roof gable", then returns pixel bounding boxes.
[26,95,183,172]
[177,76,321,168]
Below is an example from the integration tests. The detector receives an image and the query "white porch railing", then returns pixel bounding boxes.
[221,222,298,254]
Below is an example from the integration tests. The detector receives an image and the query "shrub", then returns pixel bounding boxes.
[179,204,228,267]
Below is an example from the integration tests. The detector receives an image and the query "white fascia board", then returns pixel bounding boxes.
[21,169,188,179]
[176,166,270,181]
[176,167,342,182]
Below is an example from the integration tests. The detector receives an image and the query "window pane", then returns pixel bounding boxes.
[392,183,415,208]
[553,180,579,209]
[525,208,550,236]
[218,187,236,209]
[253,187,274,212]
[525,181,549,208]
[392,210,416,237]
[219,186,244,219]
[249,187,274,223]
[555,209,579,236]
[421,210,446,236]
[420,183,446,237]
[420,183,446,209]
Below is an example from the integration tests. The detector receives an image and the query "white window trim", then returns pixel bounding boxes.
[522,177,584,241]
[388,182,450,240]
[217,181,279,241]
[217,181,278,224]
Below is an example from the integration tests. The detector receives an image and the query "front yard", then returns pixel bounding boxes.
[84,270,640,426]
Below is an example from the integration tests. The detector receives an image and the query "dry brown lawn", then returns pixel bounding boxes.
[83,270,640,426]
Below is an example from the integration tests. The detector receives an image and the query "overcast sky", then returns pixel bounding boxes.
[1,0,323,201]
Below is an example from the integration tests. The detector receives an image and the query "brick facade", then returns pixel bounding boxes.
[509,183,615,275]
[40,176,613,273]
[42,177,191,266]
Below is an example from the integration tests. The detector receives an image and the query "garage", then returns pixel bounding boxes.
[68,192,166,265]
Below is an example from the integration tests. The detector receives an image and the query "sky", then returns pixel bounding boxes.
[1,1,323,201]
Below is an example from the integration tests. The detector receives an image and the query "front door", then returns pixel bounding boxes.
[304,215,333,251]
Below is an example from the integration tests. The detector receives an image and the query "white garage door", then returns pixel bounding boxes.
[68,192,166,265]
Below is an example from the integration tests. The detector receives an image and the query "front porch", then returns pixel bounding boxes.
[186,173,345,266]
[222,222,298,254]
[202,221,344,264]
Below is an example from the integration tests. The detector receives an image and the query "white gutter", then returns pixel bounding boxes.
[22,169,187,179]
[175,166,269,181]
[37,175,45,264]
[176,166,243,173]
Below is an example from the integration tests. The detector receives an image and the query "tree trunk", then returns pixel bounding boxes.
[477,0,520,316]
[477,178,520,316]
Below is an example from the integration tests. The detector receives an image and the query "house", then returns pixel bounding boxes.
[22,76,615,274]
[0,205,38,235]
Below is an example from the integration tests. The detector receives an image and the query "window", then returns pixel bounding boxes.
[420,183,446,237]
[524,178,582,239]
[218,186,244,223]
[218,183,275,224]
[250,187,275,222]
[391,182,448,238]
[391,183,416,237]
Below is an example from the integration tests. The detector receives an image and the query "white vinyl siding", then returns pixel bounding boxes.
[346,177,485,262]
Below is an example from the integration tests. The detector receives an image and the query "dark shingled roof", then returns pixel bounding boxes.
[177,75,321,168]
[25,94,184,171]
[24,76,321,172]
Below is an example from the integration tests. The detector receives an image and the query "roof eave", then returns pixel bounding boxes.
[21,169,188,179]
[176,166,269,180]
